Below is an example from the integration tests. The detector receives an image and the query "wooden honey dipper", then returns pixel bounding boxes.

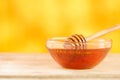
[65,25,120,49]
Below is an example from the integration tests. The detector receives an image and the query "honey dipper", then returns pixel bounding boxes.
[66,25,120,49]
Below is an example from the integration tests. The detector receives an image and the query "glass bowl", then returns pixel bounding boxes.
[46,37,112,69]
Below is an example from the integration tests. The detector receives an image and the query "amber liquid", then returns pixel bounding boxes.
[48,48,110,69]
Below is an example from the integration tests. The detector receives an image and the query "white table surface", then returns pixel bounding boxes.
[0,53,120,80]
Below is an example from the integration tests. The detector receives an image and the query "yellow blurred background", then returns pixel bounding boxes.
[0,0,120,53]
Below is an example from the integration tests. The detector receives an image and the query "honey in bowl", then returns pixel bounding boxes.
[46,37,112,69]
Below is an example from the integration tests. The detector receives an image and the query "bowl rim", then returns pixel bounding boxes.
[47,37,112,44]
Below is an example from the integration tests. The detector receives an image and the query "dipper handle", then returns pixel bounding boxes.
[86,25,120,41]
